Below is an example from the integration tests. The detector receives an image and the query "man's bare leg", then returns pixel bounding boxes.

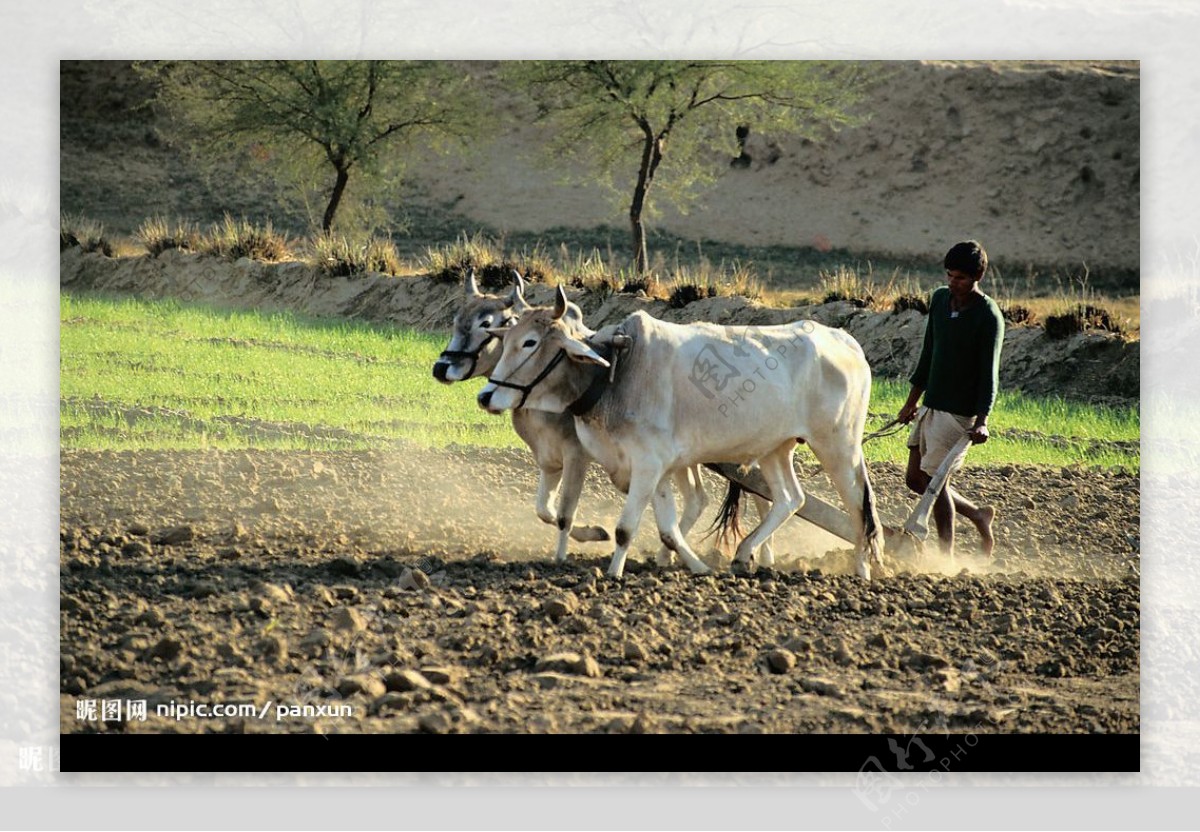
[948,486,995,556]
[907,447,994,556]
[932,482,955,558]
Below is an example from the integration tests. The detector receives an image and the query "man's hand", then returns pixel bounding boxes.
[898,402,920,424]
[969,422,989,444]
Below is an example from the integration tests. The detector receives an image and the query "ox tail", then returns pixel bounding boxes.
[705,481,744,551]
[861,459,884,563]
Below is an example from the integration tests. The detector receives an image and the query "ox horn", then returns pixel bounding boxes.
[464,268,481,298]
[553,284,569,320]
[509,270,531,312]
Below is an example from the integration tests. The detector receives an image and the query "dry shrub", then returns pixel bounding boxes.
[423,232,504,285]
[662,259,762,307]
[667,282,717,309]
[136,216,200,256]
[891,294,929,315]
[311,233,402,277]
[201,214,290,262]
[1001,303,1038,326]
[60,213,113,256]
[1044,304,1124,339]
[819,266,876,308]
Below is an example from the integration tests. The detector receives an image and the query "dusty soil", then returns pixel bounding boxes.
[60,444,1139,735]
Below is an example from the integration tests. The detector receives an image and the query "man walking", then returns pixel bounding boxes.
[898,240,1004,557]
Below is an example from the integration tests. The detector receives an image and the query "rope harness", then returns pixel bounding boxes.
[487,332,629,414]
[436,314,515,379]
[863,416,905,443]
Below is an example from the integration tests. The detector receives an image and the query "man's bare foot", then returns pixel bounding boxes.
[975,505,996,556]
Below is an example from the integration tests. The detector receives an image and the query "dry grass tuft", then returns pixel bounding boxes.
[136,216,200,256]
[60,213,113,256]
[310,233,403,277]
[200,214,291,262]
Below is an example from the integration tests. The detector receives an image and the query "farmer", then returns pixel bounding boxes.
[897,240,1004,557]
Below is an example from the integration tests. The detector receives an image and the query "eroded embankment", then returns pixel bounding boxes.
[61,248,1139,404]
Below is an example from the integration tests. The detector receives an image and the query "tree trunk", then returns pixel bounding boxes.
[322,165,351,233]
[629,132,664,276]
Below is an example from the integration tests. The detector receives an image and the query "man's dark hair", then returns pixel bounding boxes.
[944,240,988,279]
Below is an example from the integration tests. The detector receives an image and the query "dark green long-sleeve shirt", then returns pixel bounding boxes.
[909,287,1005,419]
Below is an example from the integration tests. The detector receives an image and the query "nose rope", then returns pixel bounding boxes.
[436,315,514,378]
[486,348,569,410]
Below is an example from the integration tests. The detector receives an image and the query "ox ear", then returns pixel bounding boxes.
[561,334,610,368]
[552,284,569,320]
[508,270,531,313]
[562,301,586,328]
[464,268,481,298]
[484,326,511,338]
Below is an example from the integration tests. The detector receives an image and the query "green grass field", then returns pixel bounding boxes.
[60,292,1139,469]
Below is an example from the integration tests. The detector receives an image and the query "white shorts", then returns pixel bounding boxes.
[907,407,972,477]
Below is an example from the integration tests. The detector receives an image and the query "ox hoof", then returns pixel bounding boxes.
[569,525,610,543]
[730,560,753,577]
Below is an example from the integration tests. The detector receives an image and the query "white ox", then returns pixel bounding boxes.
[433,272,707,564]
[478,286,884,579]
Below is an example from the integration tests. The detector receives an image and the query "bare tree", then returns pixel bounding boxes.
[143,60,478,232]
[507,61,873,274]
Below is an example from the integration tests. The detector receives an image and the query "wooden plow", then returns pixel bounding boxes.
[702,449,966,558]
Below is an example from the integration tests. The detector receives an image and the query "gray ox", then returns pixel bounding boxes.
[433,271,708,565]
[477,286,884,579]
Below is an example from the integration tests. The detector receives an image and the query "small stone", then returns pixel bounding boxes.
[535,651,601,677]
[299,628,332,655]
[331,607,367,632]
[418,710,452,734]
[145,637,184,662]
[336,674,386,699]
[629,713,654,734]
[532,672,567,689]
[833,645,857,667]
[935,668,961,693]
[259,583,292,604]
[384,669,433,692]
[623,640,649,663]
[867,632,890,649]
[800,676,844,698]
[372,692,409,714]
[152,525,194,545]
[328,556,361,577]
[907,652,952,671]
[398,567,431,591]
[121,540,152,558]
[419,666,465,686]
[127,521,150,536]
[765,648,797,674]
[217,547,241,561]
[544,592,579,621]
[256,635,288,667]
[187,582,219,599]
[781,637,814,656]
[135,608,166,628]
[374,558,404,579]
